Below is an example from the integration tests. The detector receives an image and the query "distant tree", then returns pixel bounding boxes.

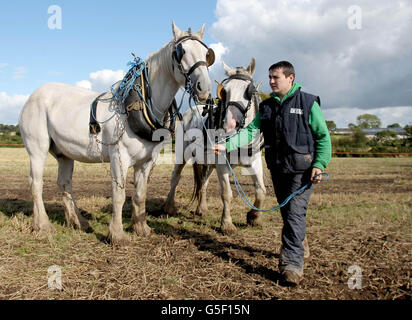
[352,127,368,147]
[404,125,412,137]
[356,114,382,129]
[326,120,336,132]
[404,125,412,144]
[0,124,18,133]
[387,123,401,128]
[348,123,358,130]
[375,130,398,144]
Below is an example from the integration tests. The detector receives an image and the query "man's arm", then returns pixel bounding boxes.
[218,112,261,153]
[309,101,332,183]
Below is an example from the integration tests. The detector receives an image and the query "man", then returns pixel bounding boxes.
[213,61,331,286]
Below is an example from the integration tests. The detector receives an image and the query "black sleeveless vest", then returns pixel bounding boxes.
[259,88,320,173]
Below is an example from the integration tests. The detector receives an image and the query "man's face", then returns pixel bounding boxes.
[269,68,294,97]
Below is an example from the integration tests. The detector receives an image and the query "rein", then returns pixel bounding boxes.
[188,82,330,213]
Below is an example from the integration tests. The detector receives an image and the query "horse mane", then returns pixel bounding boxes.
[225,66,250,77]
[146,41,175,79]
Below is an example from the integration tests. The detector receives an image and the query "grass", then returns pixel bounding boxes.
[0,148,411,300]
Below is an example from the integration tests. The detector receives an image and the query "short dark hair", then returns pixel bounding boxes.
[269,61,295,79]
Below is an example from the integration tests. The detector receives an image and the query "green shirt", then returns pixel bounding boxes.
[225,83,332,171]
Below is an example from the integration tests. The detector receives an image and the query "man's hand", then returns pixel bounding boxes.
[213,144,226,155]
[311,167,323,184]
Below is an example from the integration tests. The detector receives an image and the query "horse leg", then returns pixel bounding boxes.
[194,166,214,216]
[28,151,54,234]
[163,162,185,216]
[107,154,129,246]
[216,165,236,235]
[246,158,267,227]
[57,157,91,231]
[131,160,155,237]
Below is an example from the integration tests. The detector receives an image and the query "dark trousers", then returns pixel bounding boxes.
[270,169,313,273]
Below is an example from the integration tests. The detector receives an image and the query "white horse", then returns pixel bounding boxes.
[163,59,266,235]
[19,22,213,245]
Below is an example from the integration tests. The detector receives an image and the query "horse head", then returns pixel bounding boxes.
[217,58,258,133]
[171,21,214,102]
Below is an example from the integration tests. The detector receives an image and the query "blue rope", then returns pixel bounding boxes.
[117,58,146,104]
[225,154,329,212]
[91,55,189,127]
[187,95,330,213]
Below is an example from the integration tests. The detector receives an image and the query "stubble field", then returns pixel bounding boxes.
[0,148,411,300]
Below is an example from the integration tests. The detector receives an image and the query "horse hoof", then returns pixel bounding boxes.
[107,233,130,247]
[194,209,203,217]
[78,217,93,232]
[32,221,55,234]
[162,204,178,217]
[220,223,237,235]
[132,223,152,237]
[195,205,208,217]
[67,217,92,233]
[247,211,262,227]
[81,221,93,233]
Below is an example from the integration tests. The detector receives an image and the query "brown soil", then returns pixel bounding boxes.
[0,156,411,300]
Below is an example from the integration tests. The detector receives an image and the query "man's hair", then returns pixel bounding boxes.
[269,61,295,80]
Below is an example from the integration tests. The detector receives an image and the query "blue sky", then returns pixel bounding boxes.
[1,0,412,127]
[0,0,217,95]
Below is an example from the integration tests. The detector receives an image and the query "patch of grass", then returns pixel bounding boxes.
[0,148,411,300]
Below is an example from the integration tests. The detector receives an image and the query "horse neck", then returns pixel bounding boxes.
[146,42,180,119]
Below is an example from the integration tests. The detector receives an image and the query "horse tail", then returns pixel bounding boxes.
[191,163,208,203]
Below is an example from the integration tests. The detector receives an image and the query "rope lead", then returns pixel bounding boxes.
[188,96,330,213]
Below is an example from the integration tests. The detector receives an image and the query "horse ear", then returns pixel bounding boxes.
[222,61,233,76]
[247,58,256,76]
[197,24,205,39]
[172,21,182,40]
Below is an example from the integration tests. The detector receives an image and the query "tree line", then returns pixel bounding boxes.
[0,124,22,146]
[327,114,412,156]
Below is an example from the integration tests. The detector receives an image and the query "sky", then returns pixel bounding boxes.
[1,0,411,128]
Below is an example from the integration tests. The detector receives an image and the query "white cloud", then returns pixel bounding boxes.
[0,63,8,69]
[208,42,230,93]
[13,66,27,79]
[76,69,125,92]
[0,92,29,125]
[210,0,412,124]
[209,42,229,73]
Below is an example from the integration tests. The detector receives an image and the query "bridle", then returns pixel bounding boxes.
[217,72,259,129]
[172,34,215,94]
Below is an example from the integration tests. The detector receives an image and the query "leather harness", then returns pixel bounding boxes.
[89,34,215,141]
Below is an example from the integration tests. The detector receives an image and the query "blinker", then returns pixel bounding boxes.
[217,83,225,100]
[206,48,215,67]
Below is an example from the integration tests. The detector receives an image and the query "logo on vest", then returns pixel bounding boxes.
[290,108,303,115]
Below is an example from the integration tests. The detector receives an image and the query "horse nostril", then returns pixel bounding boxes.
[196,82,202,92]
